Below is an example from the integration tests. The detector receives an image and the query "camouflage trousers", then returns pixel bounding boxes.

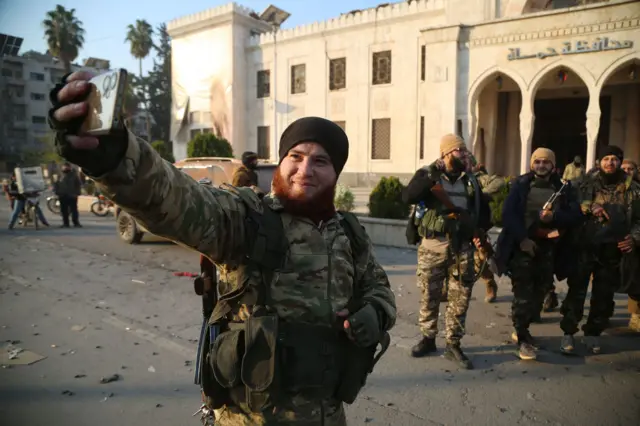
[213,399,346,425]
[560,249,618,336]
[417,237,475,343]
[508,240,556,334]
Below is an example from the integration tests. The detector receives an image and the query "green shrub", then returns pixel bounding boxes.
[334,184,355,212]
[187,133,233,158]
[489,176,511,227]
[368,177,410,219]
[151,140,175,163]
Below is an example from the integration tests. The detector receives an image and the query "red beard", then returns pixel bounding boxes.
[272,166,336,224]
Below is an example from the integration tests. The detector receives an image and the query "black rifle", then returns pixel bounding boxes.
[194,256,217,385]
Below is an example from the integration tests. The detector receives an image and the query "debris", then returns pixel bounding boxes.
[61,390,75,396]
[527,392,536,401]
[486,322,496,328]
[184,360,192,367]
[498,407,507,413]
[8,348,23,359]
[95,346,102,349]
[386,402,394,407]
[74,374,86,379]
[101,392,115,402]
[71,325,86,332]
[156,403,163,408]
[33,333,39,336]
[132,279,146,284]
[152,352,159,356]
[9,340,21,345]
[121,366,127,370]
[100,374,120,384]
[51,344,57,348]
[364,418,373,423]
[125,327,131,331]
[148,366,156,373]
[134,342,139,346]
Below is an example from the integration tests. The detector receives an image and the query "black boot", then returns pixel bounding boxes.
[543,292,559,312]
[444,342,473,369]
[411,336,437,358]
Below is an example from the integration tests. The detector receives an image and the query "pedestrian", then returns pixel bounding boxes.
[621,159,640,183]
[473,163,505,303]
[403,134,492,369]
[560,145,640,354]
[6,172,50,229]
[495,148,581,360]
[48,71,396,426]
[232,151,259,188]
[54,162,82,228]
[562,155,586,185]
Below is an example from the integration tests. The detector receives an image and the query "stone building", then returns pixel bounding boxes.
[167,0,639,184]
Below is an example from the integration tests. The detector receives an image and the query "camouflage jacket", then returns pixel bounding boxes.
[91,132,397,425]
[579,170,640,245]
[475,171,505,196]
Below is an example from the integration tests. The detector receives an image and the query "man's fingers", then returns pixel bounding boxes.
[66,135,99,150]
[65,70,95,83]
[53,102,88,123]
[58,80,91,103]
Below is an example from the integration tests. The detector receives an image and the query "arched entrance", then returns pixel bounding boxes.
[530,66,597,174]
[468,70,524,177]
[598,56,640,161]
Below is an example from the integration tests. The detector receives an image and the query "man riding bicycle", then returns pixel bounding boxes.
[6,173,50,229]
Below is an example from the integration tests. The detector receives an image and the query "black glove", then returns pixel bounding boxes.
[48,74,128,177]
[345,304,382,348]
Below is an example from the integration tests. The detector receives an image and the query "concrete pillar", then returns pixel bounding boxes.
[586,87,602,169]
[480,89,498,174]
[519,91,534,174]
[505,91,521,176]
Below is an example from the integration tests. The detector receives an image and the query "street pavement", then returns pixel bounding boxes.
[1,204,639,426]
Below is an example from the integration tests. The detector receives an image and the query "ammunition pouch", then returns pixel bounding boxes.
[205,316,388,412]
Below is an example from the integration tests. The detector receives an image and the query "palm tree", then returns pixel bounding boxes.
[42,5,86,73]
[125,20,154,142]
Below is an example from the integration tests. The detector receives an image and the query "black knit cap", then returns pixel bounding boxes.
[278,117,349,175]
[598,145,624,161]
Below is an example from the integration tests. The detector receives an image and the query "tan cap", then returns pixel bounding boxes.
[530,147,556,168]
[440,134,465,157]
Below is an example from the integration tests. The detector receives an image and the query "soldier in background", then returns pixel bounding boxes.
[562,155,586,185]
[48,72,395,425]
[232,151,259,187]
[496,148,581,360]
[403,134,491,369]
[621,159,640,183]
[560,146,640,354]
[473,164,505,303]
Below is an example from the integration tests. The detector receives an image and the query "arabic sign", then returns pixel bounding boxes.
[508,37,634,61]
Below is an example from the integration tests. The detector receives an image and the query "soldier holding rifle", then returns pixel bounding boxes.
[495,148,582,361]
[403,134,492,369]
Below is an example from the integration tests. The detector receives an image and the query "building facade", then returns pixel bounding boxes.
[167,0,640,185]
[0,50,110,165]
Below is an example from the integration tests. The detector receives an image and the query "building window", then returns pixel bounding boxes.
[333,121,346,132]
[30,93,46,101]
[1,68,11,77]
[329,58,346,91]
[419,116,425,160]
[371,118,391,160]
[420,45,426,81]
[32,116,47,124]
[30,72,45,81]
[372,51,392,85]
[291,64,306,94]
[257,70,271,98]
[257,126,270,159]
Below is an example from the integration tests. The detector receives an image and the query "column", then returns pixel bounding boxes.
[586,87,601,169]
[519,91,534,175]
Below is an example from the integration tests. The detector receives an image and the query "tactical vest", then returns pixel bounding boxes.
[197,187,390,413]
[415,172,481,239]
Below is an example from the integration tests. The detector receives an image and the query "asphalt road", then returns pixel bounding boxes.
[1,205,639,426]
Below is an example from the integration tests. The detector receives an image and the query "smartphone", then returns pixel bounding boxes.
[80,68,128,136]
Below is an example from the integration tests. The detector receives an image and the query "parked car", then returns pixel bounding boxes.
[116,157,276,244]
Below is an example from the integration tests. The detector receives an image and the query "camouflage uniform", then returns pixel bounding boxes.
[417,237,475,342]
[90,131,397,425]
[474,170,504,302]
[561,171,640,338]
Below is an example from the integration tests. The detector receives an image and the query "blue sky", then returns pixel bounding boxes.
[1,0,384,75]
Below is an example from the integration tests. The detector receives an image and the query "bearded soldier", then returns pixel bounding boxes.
[496,148,581,360]
[403,134,491,369]
[560,146,640,354]
[48,71,396,426]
